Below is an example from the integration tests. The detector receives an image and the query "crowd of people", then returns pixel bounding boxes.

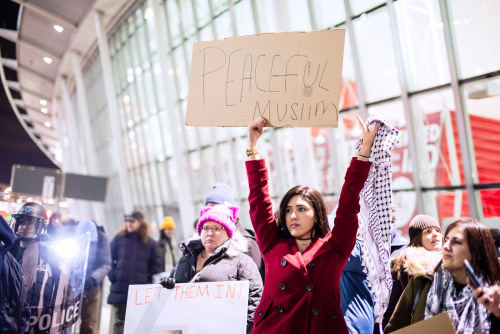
[1,116,499,334]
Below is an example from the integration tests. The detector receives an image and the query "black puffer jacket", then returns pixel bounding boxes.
[107,232,162,305]
[169,231,263,331]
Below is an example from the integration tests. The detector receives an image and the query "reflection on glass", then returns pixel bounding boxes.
[432,189,470,221]
[409,90,463,188]
[394,0,450,91]
[350,0,385,16]
[479,189,500,219]
[367,100,414,186]
[447,0,500,78]
[310,0,345,29]
[463,78,500,184]
[354,8,400,102]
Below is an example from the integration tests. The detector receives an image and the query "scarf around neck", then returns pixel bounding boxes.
[425,265,490,334]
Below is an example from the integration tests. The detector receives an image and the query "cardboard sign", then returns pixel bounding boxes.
[186,30,345,127]
[392,312,457,334]
[124,281,249,334]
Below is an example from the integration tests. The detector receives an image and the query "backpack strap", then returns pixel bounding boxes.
[410,281,425,324]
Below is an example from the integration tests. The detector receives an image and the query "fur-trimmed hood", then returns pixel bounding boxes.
[180,230,248,258]
[402,246,441,276]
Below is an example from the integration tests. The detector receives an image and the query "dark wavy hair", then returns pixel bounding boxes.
[277,185,329,239]
[444,218,500,284]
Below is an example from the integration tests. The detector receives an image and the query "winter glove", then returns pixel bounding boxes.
[84,277,97,291]
[159,277,176,289]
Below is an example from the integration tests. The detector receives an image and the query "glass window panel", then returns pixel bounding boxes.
[199,26,214,41]
[173,48,189,100]
[216,141,234,183]
[178,0,196,37]
[431,189,471,223]
[166,0,182,47]
[392,190,418,237]
[157,160,172,202]
[158,110,173,157]
[354,8,400,102]
[193,0,211,28]
[214,11,233,39]
[234,0,255,36]
[367,100,415,187]
[149,164,161,203]
[185,121,198,150]
[462,78,500,184]
[479,189,500,219]
[394,0,450,91]
[272,128,296,192]
[310,0,345,29]
[141,122,154,162]
[198,127,213,146]
[311,127,330,194]
[447,0,500,78]
[409,90,464,188]
[275,0,311,32]
[350,0,385,16]
[339,25,358,110]
[212,0,229,15]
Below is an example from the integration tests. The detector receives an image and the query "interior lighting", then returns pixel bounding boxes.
[43,57,53,64]
[41,107,48,114]
[44,121,51,128]
[40,99,47,106]
[53,25,64,33]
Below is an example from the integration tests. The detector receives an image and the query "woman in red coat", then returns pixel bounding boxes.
[245,116,380,333]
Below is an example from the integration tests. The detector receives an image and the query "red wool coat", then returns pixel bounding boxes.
[246,158,371,334]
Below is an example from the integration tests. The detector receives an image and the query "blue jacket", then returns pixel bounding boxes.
[340,238,375,334]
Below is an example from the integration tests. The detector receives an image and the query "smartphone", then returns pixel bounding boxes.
[463,259,483,289]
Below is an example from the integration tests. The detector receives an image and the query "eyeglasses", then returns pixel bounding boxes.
[201,226,225,233]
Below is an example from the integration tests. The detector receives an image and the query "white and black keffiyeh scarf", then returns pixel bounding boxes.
[355,116,399,323]
[425,265,491,334]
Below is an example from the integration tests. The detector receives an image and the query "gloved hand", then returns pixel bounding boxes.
[84,277,97,291]
[159,277,176,289]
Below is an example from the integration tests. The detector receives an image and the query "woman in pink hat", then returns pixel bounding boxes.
[162,204,263,333]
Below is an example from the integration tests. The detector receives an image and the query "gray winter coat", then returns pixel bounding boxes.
[169,231,263,331]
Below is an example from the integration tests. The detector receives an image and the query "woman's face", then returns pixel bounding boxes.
[421,227,443,251]
[126,219,140,233]
[285,195,315,240]
[163,228,174,238]
[442,226,471,276]
[201,222,229,253]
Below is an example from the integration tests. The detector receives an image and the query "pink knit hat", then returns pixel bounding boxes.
[197,205,240,238]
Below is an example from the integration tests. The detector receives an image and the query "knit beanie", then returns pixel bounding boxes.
[408,214,440,241]
[204,183,236,206]
[161,216,176,230]
[197,205,240,238]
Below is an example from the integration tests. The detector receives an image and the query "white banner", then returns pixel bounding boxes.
[124,281,249,334]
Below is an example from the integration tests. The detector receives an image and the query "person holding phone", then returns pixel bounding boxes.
[469,282,500,333]
[385,218,500,334]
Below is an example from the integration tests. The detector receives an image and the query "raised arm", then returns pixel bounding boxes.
[330,115,379,257]
[245,117,280,254]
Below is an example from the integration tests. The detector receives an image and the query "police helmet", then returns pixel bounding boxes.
[12,202,48,240]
